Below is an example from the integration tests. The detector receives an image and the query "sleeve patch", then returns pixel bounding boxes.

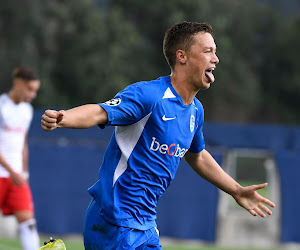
[103,98,121,106]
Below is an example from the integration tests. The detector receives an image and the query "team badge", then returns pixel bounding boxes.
[103,98,121,106]
[190,115,195,132]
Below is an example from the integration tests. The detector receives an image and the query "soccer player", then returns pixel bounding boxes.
[0,67,40,250]
[41,22,275,249]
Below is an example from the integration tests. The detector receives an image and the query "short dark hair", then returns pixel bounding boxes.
[163,21,213,69]
[13,66,38,81]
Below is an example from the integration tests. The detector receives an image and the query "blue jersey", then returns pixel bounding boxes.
[88,76,205,230]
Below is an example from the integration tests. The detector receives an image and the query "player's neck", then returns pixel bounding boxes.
[8,90,21,104]
[170,73,198,105]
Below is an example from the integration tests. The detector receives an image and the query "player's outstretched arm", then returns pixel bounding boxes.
[41,104,108,131]
[184,149,275,217]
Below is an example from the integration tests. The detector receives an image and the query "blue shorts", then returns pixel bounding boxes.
[83,199,162,250]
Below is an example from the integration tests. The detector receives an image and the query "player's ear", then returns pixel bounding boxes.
[176,49,187,64]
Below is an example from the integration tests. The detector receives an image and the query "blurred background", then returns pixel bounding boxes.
[0,0,300,249]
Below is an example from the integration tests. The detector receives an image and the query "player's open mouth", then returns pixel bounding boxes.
[205,68,215,83]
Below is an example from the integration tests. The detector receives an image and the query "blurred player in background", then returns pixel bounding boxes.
[0,66,40,250]
[41,21,275,249]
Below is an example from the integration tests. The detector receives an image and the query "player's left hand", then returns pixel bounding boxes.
[232,183,275,218]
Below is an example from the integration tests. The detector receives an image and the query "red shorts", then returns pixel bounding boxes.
[0,177,34,215]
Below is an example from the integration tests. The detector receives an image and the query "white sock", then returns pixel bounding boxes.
[19,218,40,250]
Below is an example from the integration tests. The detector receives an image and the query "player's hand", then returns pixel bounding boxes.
[41,110,65,131]
[232,183,275,218]
[10,171,27,186]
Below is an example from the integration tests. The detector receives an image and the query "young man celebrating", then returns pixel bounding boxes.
[41,22,275,249]
[0,67,40,250]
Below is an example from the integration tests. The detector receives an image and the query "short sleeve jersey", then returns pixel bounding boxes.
[0,93,33,177]
[88,76,205,230]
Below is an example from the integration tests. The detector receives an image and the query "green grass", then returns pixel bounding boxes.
[0,237,285,250]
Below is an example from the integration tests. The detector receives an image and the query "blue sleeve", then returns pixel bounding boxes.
[99,83,154,127]
[188,104,205,153]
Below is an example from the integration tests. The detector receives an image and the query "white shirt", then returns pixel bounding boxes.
[0,93,33,177]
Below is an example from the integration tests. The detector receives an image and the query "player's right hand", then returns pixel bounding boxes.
[41,110,65,131]
[10,171,27,186]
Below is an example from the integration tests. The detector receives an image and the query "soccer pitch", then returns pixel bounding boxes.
[0,237,285,250]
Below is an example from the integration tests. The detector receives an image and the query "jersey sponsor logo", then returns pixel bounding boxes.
[2,124,25,133]
[150,137,188,158]
[162,115,176,121]
[190,115,195,132]
[103,98,121,106]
